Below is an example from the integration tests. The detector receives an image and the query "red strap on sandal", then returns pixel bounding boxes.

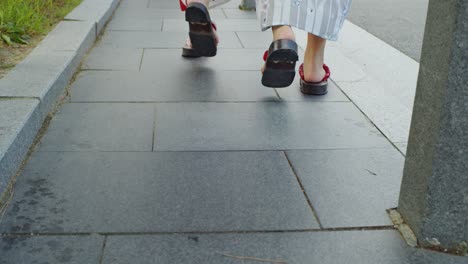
[179,0,187,11]
[299,64,331,83]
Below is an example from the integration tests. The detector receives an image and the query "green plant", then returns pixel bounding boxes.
[0,0,81,45]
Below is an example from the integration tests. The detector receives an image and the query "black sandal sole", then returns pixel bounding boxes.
[262,39,298,88]
[182,47,201,58]
[185,3,217,57]
[300,80,328,95]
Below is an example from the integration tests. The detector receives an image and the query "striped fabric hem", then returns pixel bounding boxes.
[257,0,352,41]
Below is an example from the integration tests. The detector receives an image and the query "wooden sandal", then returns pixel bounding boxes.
[180,0,217,57]
[299,64,330,95]
[262,39,298,88]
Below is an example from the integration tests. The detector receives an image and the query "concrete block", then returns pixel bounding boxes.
[0,99,41,196]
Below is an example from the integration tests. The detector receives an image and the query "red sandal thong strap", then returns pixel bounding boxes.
[263,50,268,61]
[179,0,187,11]
[299,64,331,84]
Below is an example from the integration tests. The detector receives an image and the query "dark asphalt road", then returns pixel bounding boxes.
[347,0,429,61]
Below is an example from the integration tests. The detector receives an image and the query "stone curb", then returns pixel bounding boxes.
[0,0,121,199]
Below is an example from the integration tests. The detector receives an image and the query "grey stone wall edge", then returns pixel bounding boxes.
[0,0,121,201]
[97,0,121,35]
[0,100,42,198]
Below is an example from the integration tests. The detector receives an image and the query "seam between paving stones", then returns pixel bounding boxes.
[151,105,157,151]
[329,79,406,157]
[283,151,324,229]
[234,32,245,48]
[0,227,395,237]
[221,8,227,18]
[0,97,40,100]
[139,49,146,71]
[272,88,283,101]
[34,147,397,153]
[98,235,108,264]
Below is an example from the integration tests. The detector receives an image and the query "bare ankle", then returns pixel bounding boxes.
[272,26,295,41]
[187,0,209,6]
[302,61,326,83]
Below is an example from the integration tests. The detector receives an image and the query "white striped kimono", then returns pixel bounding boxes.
[257,0,352,40]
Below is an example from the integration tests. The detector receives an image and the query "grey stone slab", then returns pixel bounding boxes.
[141,49,262,71]
[286,149,405,228]
[0,50,81,121]
[0,235,104,264]
[71,71,279,102]
[163,19,260,32]
[119,0,149,8]
[102,231,468,264]
[107,16,163,31]
[82,47,143,70]
[223,8,257,19]
[276,79,349,102]
[348,0,428,61]
[0,151,318,233]
[153,102,389,151]
[0,100,41,197]
[148,0,188,9]
[35,21,96,57]
[97,31,241,48]
[38,103,154,151]
[236,31,272,49]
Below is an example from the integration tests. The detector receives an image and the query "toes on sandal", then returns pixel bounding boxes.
[180,0,217,57]
[262,39,299,88]
[299,64,331,95]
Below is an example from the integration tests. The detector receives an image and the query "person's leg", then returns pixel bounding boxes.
[303,34,326,82]
[187,0,209,6]
[272,25,295,42]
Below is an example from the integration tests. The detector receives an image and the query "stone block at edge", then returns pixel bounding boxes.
[65,0,120,34]
[0,99,41,197]
[65,0,113,21]
[35,20,96,58]
[0,49,81,121]
[97,0,121,34]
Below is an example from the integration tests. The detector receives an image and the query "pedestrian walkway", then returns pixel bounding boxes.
[0,0,466,263]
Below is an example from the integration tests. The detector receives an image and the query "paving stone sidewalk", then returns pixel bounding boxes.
[0,0,466,263]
